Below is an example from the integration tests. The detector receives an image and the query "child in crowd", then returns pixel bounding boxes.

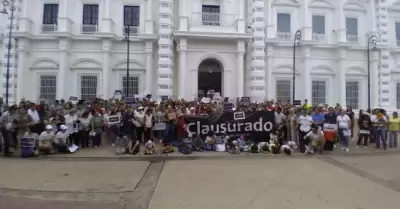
[144,139,156,155]
[269,132,280,154]
[237,135,248,152]
[205,131,216,151]
[225,135,240,154]
[162,141,174,153]
[249,140,259,153]
[179,133,194,154]
[258,141,269,153]
[193,134,204,151]
[280,141,297,155]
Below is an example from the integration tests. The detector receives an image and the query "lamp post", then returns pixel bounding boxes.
[292,29,301,102]
[124,25,131,98]
[367,34,378,110]
[1,0,14,105]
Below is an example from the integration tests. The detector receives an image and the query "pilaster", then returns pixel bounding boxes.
[57,39,70,100]
[102,39,112,99]
[178,39,187,99]
[145,41,153,95]
[303,47,311,101]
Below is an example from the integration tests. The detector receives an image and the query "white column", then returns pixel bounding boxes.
[16,44,26,102]
[58,0,69,32]
[178,39,187,99]
[57,39,69,100]
[104,0,110,18]
[145,0,153,33]
[370,51,379,109]
[339,49,347,106]
[338,0,347,42]
[179,0,188,31]
[237,52,244,97]
[266,49,273,99]
[21,0,28,17]
[302,0,311,40]
[145,41,153,95]
[303,47,311,101]
[237,0,245,33]
[266,0,274,38]
[102,40,111,99]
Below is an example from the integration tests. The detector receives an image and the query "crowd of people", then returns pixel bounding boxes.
[0,96,398,158]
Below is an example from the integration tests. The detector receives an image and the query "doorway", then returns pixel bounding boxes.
[198,58,222,97]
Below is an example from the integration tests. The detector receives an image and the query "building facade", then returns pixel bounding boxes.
[9,0,400,111]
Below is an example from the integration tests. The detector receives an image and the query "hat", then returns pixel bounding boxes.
[60,125,67,130]
[45,125,52,130]
[188,133,193,137]
[138,106,144,110]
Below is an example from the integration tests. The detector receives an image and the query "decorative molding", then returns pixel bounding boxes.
[389,1,400,11]
[309,0,335,9]
[272,0,300,7]
[71,58,102,69]
[343,1,367,12]
[30,58,59,70]
[196,53,227,71]
[112,59,145,70]
[346,66,367,75]
[272,64,300,74]
[310,65,335,75]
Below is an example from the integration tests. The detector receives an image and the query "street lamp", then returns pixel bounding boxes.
[367,34,379,110]
[1,0,14,105]
[292,29,301,102]
[124,25,131,98]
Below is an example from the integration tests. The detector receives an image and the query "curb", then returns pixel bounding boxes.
[4,149,399,161]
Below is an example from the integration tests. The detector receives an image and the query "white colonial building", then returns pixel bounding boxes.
[4,0,400,111]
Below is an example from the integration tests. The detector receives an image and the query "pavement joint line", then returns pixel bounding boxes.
[320,157,400,193]
[123,161,165,209]
[0,187,133,194]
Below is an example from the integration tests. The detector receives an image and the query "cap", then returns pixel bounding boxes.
[45,125,53,130]
[60,125,67,130]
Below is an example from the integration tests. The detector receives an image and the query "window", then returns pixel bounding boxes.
[122,76,139,97]
[42,4,58,24]
[397,83,400,109]
[276,80,291,102]
[124,6,140,26]
[277,13,291,33]
[39,75,57,102]
[82,4,99,25]
[202,5,220,26]
[312,15,325,34]
[396,22,400,45]
[346,17,358,35]
[312,80,326,105]
[346,81,359,109]
[80,76,97,101]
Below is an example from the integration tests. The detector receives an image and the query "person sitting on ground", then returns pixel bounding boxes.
[269,132,280,154]
[249,140,259,153]
[54,125,70,153]
[38,125,55,154]
[144,139,156,155]
[237,135,248,152]
[205,131,216,151]
[128,136,140,155]
[179,133,194,154]
[225,135,239,154]
[115,134,130,155]
[162,141,174,153]
[304,125,325,155]
[258,141,269,153]
[280,141,297,155]
[193,134,204,152]
[20,125,39,158]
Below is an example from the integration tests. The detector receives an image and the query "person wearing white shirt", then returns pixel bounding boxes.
[38,125,55,154]
[297,110,314,153]
[27,105,41,134]
[336,110,351,152]
[77,111,91,148]
[134,107,145,142]
[64,110,78,145]
[54,125,69,153]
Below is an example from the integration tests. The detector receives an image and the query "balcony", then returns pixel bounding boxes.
[41,24,58,33]
[189,12,237,33]
[312,33,326,42]
[123,26,140,36]
[81,24,98,34]
[276,32,292,41]
[347,34,359,44]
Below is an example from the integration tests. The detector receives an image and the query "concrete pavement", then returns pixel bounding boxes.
[1,153,400,209]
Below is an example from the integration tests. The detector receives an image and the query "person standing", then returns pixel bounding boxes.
[388,111,400,148]
[297,109,313,153]
[357,109,372,148]
[336,109,351,152]
[0,105,18,157]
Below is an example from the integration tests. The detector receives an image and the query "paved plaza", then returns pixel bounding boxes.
[0,150,399,209]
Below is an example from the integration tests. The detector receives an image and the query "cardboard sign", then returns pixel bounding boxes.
[69,96,78,101]
[114,90,122,100]
[223,97,229,102]
[125,97,135,104]
[293,100,301,106]
[154,122,166,130]
[233,112,245,120]
[108,115,120,124]
[201,97,211,103]
[161,96,169,101]
[146,94,152,99]
[223,103,234,111]
[241,97,251,103]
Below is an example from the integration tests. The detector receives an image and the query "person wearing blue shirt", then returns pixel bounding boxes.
[312,108,325,129]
